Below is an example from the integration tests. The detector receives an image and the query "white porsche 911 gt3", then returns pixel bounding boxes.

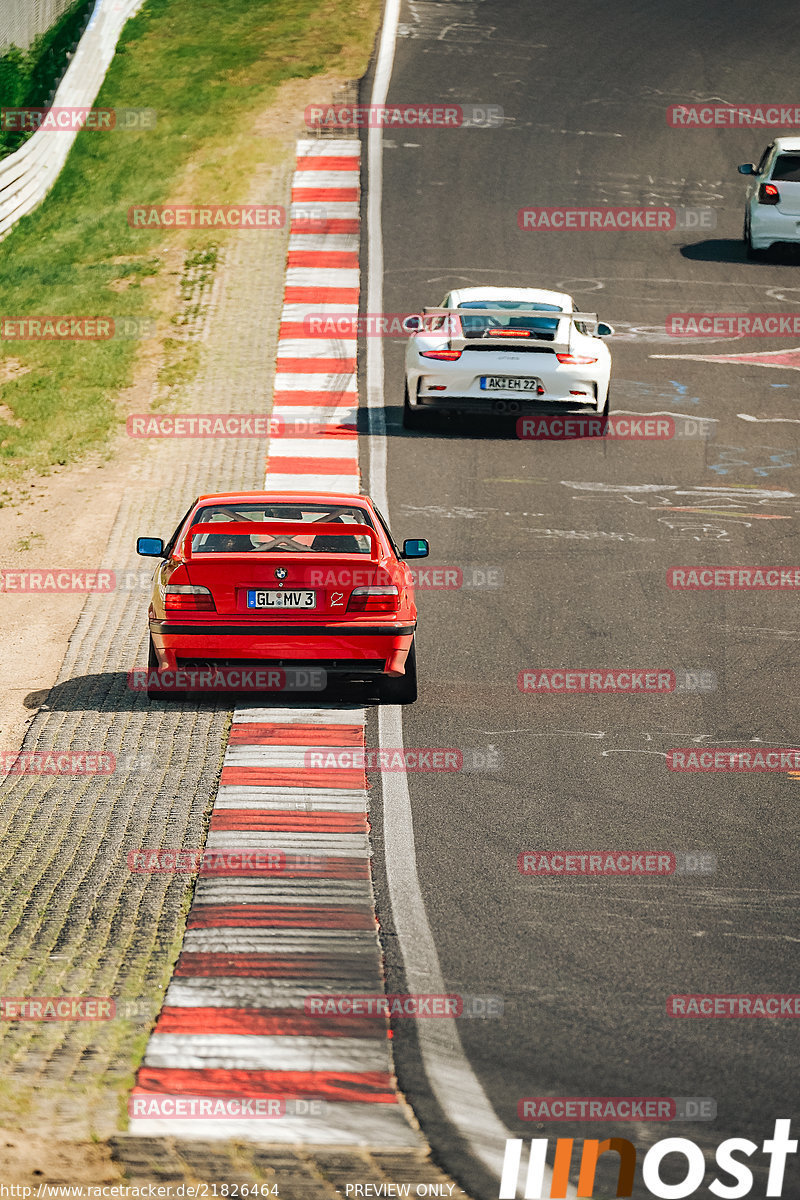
[402,286,613,428]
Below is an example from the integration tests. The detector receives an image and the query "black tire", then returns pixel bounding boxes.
[744,215,765,260]
[403,384,426,430]
[146,635,185,701]
[379,638,418,704]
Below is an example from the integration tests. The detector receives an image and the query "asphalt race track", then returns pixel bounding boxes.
[360,1,800,1195]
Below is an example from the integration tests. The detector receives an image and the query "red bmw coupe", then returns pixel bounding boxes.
[137,491,428,703]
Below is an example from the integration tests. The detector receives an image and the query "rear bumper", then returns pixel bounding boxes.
[407,367,606,412]
[413,394,600,415]
[750,204,800,246]
[150,619,414,677]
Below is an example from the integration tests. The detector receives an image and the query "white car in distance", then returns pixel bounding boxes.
[739,137,800,258]
[402,286,613,429]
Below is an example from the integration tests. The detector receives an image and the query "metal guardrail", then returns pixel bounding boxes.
[0,0,145,241]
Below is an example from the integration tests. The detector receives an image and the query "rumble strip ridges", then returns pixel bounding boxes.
[129,139,420,1146]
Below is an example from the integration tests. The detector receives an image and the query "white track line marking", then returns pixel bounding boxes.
[288,233,359,252]
[233,708,366,723]
[129,1108,419,1147]
[267,440,358,459]
[165,978,383,1008]
[224,745,360,765]
[205,833,371,857]
[183,930,377,952]
[262,474,360,492]
[214,792,368,811]
[144,1034,388,1072]
[284,273,360,289]
[191,881,373,905]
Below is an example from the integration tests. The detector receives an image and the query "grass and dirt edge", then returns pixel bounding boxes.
[0,0,379,493]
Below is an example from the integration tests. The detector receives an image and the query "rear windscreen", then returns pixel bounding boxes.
[456,300,564,339]
[189,502,375,554]
[771,154,800,182]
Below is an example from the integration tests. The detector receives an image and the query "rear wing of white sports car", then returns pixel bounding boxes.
[413,307,601,353]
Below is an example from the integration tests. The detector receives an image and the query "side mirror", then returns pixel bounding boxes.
[137,536,164,557]
[738,163,755,175]
[402,538,429,559]
[402,314,423,332]
[596,322,614,337]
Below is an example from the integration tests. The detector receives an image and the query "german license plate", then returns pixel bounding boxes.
[247,589,316,609]
[480,376,540,391]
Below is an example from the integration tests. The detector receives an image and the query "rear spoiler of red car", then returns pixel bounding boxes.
[418,307,600,353]
[182,521,381,561]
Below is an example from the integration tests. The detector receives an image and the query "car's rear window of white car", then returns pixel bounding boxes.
[456,300,564,339]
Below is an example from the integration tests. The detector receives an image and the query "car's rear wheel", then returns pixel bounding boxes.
[403,383,426,430]
[379,638,418,704]
[146,635,185,701]
[744,214,766,260]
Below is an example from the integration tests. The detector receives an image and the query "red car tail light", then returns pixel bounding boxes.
[758,183,780,205]
[347,585,400,613]
[556,353,598,365]
[420,349,462,361]
[490,328,530,337]
[165,585,216,612]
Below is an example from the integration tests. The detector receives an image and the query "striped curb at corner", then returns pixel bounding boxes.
[129,139,422,1146]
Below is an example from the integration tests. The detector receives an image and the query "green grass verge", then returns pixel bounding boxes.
[0,0,379,483]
